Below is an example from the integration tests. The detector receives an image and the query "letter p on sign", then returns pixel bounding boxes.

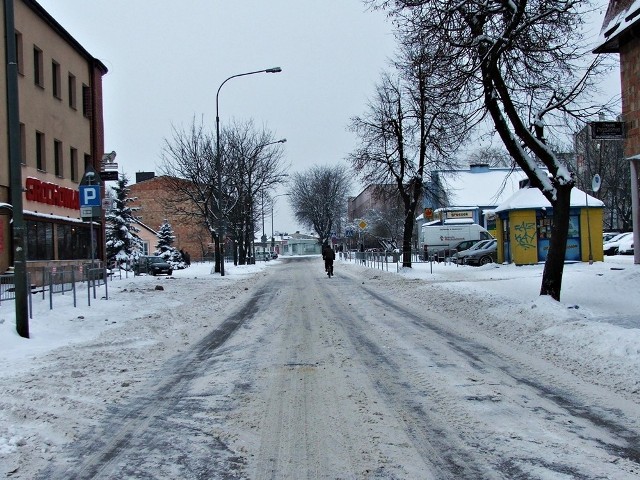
[79,185,100,207]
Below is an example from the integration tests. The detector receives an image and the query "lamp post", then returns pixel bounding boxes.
[215,67,282,276]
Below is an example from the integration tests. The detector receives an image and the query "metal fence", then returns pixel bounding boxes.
[344,249,456,272]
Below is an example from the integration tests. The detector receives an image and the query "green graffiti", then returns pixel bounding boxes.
[514,221,536,250]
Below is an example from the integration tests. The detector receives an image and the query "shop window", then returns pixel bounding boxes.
[26,221,54,260]
[57,224,91,260]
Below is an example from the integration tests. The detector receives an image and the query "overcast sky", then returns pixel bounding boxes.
[36,1,619,236]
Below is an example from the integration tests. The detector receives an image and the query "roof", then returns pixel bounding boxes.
[435,167,530,207]
[494,187,605,213]
[24,1,108,74]
[593,0,640,53]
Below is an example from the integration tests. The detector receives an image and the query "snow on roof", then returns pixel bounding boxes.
[593,0,640,52]
[436,168,529,207]
[494,187,605,213]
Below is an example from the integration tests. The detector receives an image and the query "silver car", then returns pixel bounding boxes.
[454,239,497,265]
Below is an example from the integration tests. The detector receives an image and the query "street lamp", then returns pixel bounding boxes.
[215,67,282,276]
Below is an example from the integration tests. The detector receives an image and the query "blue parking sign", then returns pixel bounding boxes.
[79,185,100,207]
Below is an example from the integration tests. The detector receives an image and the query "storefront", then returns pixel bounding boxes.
[495,186,604,265]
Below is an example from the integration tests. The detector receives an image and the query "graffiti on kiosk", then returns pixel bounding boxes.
[514,221,536,250]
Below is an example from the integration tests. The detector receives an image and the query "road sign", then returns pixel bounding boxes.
[79,185,100,207]
[590,121,625,139]
[358,220,368,230]
[100,170,119,181]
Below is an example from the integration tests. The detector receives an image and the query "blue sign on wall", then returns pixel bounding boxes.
[79,185,101,207]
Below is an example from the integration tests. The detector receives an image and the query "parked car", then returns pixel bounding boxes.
[256,252,271,261]
[439,239,482,259]
[270,252,278,259]
[603,231,620,243]
[603,232,632,255]
[454,239,497,265]
[617,234,634,255]
[134,255,173,276]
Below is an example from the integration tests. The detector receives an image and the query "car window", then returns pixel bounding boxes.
[472,240,490,250]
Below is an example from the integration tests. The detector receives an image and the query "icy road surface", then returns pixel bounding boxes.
[3,257,640,479]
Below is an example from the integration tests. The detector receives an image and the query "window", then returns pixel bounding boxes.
[19,123,26,165]
[82,84,91,118]
[15,32,23,75]
[68,73,76,109]
[57,224,91,260]
[33,46,43,87]
[36,131,45,171]
[54,139,63,177]
[52,61,61,99]
[84,154,91,172]
[70,147,78,182]
[26,221,54,260]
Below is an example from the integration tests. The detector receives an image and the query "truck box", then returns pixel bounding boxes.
[420,221,492,258]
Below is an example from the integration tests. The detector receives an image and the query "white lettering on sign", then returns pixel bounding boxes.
[79,185,101,207]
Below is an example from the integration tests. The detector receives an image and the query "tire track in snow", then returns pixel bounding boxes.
[38,282,274,480]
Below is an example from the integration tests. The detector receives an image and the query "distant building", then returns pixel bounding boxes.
[0,0,108,275]
[128,174,213,261]
[421,164,530,235]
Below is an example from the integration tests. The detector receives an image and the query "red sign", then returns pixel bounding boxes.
[24,177,79,210]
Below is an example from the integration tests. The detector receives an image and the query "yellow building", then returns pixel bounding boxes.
[494,186,604,265]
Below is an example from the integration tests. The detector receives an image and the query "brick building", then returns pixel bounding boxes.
[594,0,640,263]
[128,174,212,261]
[1,0,108,274]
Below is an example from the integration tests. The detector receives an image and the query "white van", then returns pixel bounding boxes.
[420,221,492,258]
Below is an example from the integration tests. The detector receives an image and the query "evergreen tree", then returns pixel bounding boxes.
[105,173,142,267]
[154,220,185,268]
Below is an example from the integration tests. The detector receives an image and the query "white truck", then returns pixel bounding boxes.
[420,220,492,259]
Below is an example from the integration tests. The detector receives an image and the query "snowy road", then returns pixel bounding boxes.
[6,257,640,479]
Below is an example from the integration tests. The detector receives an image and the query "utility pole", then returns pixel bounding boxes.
[4,0,29,337]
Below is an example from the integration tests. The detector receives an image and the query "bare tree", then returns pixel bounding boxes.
[467,146,513,168]
[289,165,352,245]
[369,0,611,300]
[158,118,222,270]
[224,120,288,264]
[348,42,467,267]
[574,123,631,231]
[159,118,287,269]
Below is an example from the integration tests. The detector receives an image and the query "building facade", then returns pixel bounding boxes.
[594,0,640,263]
[128,174,213,262]
[1,0,108,275]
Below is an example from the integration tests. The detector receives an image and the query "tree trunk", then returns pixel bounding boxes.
[539,184,572,301]
[214,236,221,273]
[401,210,414,268]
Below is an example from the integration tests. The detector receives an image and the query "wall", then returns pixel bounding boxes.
[129,177,212,261]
